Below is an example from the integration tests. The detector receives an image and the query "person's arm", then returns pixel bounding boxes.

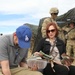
[19,62,28,68]
[61,41,73,66]
[0,60,11,75]
[41,18,50,38]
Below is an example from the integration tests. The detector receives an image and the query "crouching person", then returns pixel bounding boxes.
[0,25,43,75]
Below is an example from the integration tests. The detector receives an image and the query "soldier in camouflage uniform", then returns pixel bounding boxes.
[62,25,70,33]
[41,7,65,42]
[62,24,70,43]
[63,21,75,58]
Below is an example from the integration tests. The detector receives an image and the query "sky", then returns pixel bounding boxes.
[0,0,75,34]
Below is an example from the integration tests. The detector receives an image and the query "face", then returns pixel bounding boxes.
[13,34,19,47]
[51,13,58,19]
[69,23,74,28]
[47,25,56,39]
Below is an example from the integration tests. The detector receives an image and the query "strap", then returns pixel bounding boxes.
[66,27,75,35]
[49,40,56,55]
[49,40,59,60]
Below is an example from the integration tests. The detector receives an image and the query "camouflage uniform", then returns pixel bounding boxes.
[41,7,65,42]
[62,25,70,43]
[62,22,75,57]
[62,25,70,32]
[66,28,75,57]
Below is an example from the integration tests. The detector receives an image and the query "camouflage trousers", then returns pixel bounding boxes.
[0,67,43,75]
[66,40,75,57]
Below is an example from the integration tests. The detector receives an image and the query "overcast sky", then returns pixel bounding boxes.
[0,0,75,34]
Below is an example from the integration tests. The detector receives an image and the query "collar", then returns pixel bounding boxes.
[9,34,15,47]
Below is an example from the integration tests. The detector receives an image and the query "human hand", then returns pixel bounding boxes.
[30,64,38,71]
[61,56,74,66]
[63,59,72,66]
[33,52,43,57]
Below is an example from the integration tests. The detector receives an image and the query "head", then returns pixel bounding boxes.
[46,22,58,39]
[49,7,59,19]
[13,25,32,48]
[68,21,75,28]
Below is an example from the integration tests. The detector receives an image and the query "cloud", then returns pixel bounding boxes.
[0,0,75,34]
[0,0,75,14]
[0,0,75,26]
[0,16,39,26]
[0,0,50,14]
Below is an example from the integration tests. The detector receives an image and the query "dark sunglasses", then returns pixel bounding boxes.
[47,29,56,33]
[53,13,58,15]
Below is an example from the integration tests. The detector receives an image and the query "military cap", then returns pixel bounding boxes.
[49,7,59,14]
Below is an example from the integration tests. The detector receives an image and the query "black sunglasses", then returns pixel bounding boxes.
[53,13,58,15]
[47,29,56,33]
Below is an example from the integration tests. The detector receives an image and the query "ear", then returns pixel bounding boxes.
[13,32,16,36]
[13,32,18,42]
[13,32,18,39]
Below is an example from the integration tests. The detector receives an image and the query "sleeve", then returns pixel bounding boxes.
[36,38,45,52]
[0,37,8,61]
[41,18,51,38]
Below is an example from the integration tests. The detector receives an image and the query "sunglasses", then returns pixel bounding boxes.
[47,29,56,33]
[53,13,58,15]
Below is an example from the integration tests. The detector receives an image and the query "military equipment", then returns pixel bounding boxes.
[40,51,53,60]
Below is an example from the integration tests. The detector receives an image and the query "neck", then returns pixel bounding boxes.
[13,33,18,45]
[51,16,56,20]
[49,38,56,43]
[50,37,55,40]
